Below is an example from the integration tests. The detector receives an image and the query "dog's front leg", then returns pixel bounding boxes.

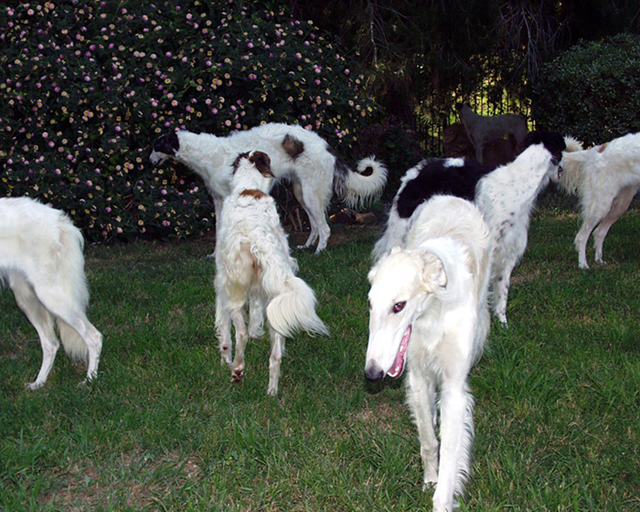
[406,368,439,487]
[267,328,285,396]
[574,217,600,269]
[432,381,474,512]
[9,276,60,389]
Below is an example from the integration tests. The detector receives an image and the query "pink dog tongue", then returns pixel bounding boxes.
[388,325,411,378]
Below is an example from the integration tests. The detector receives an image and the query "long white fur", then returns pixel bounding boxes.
[150,123,387,253]
[214,151,329,396]
[474,140,563,325]
[561,133,640,269]
[0,197,103,389]
[365,195,491,512]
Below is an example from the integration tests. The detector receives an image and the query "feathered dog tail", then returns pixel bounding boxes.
[55,216,91,363]
[254,241,328,338]
[266,277,329,338]
[334,155,388,210]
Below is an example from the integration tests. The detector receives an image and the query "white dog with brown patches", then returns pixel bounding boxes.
[214,151,328,396]
[151,123,387,252]
[0,197,103,389]
[365,195,491,512]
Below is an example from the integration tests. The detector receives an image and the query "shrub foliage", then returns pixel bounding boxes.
[531,33,640,147]
[0,1,378,242]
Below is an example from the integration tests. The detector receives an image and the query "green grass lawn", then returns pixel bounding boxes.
[1,207,639,511]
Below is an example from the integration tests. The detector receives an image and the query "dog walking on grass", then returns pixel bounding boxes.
[0,197,103,389]
[366,195,492,512]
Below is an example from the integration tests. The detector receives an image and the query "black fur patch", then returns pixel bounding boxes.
[152,132,180,156]
[396,159,495,219]
[327,146,350,178]
[282,134,305,159]
[522,131,566,166]
[360,165,374,177]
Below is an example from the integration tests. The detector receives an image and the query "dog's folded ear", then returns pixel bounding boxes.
[250,151,274,177]
[414,250,447,291]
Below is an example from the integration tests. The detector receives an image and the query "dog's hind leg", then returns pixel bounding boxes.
[230,310,249,383]
[215,296,233,365]
[491,257,518,326]
[248,285,265,339]
[293,179,331,252]
[406,368,439,487]
[267,327,285,396]
[433,380,474,512]
[592,185,637,265]
[8,274,60,389]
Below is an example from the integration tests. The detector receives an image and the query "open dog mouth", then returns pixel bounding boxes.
[387,325,411,378]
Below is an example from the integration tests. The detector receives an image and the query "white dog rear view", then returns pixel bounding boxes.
[365,195,491,512]
[561,132,640,268]
[0,197,103,389]
[215,151,328,395]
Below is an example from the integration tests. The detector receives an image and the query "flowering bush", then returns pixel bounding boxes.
[0,0,378,242]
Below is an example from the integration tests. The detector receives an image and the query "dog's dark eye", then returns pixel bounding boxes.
[392,301,406,313]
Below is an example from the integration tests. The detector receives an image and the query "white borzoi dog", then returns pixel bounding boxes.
[374,132,565,325]
[365,195,492,512]
[561,133,640,269]
[214,151,329,396]
[150,123,387,252]
[0,197,103,389]
[474,131,565,325]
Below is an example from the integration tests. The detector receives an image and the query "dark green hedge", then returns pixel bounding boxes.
[0,1,379,242]
[531,33,640,147]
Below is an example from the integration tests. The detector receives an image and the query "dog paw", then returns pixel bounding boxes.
[231,367,244,383]
[26,381,44,391]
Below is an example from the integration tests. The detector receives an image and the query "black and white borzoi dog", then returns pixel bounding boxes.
[150,123,387,252]
[0,197,103,389]
[371,157,495,261]
[374,132,565,325]
[561,133,640,268]
[366,195,492,512]
[214,151,329,396]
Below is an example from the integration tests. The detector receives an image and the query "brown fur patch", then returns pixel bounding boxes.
[249,151,273,177]
[597,142,609,153]
[282,133,305,159]
[239,189,267,199]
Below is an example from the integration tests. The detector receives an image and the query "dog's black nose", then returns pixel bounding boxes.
[365,362,385,382]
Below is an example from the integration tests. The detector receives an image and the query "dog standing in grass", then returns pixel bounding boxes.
[0,197,103,389]
[214,151,328,396]
[366,195,492,512]
[150,123,387,253]
[561,133,640,268]
[374,132,565,325]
